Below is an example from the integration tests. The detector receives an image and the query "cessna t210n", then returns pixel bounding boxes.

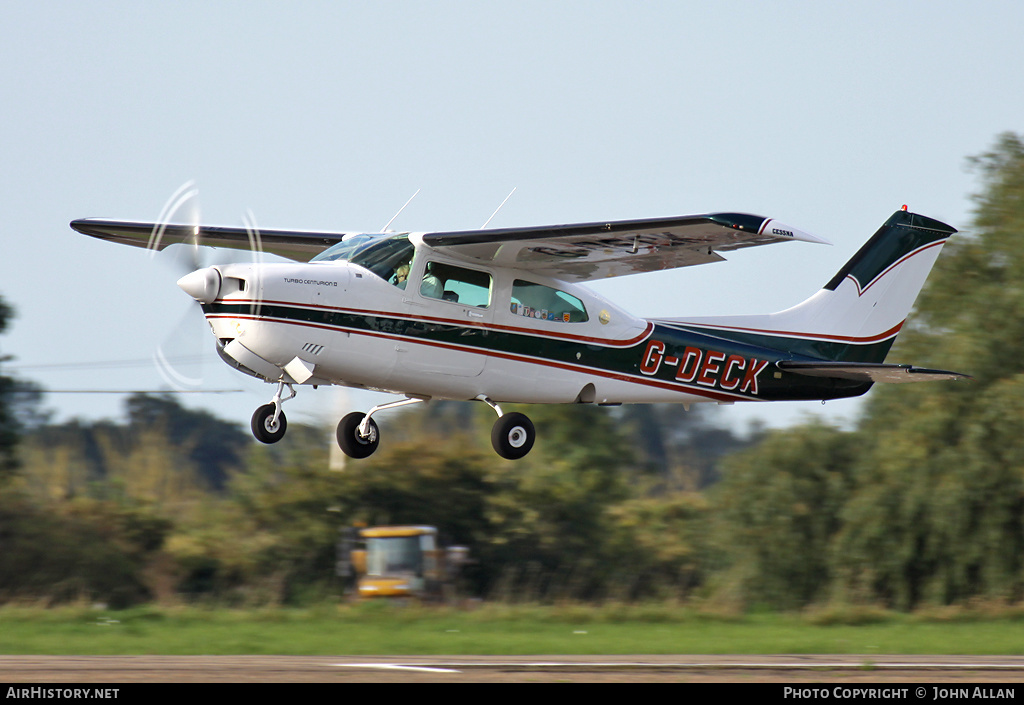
[71,206,968,460]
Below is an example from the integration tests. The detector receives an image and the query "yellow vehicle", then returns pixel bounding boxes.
[348,525,468,600]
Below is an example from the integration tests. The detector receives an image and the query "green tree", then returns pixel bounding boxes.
[0,488,170,608]
[125,394,250,492]
[0,296,44,482]
[605,491,712,600]
[618,404,759,489]
[711,422,858,609]
[832,133,1024,607]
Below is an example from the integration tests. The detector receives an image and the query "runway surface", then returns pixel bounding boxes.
[2,655,1024,683]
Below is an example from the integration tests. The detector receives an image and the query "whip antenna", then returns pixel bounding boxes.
[481,187,517,229]
[381,189,421,232]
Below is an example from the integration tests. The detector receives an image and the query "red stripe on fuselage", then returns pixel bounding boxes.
[215,297,653,348]
[206,311,747,403]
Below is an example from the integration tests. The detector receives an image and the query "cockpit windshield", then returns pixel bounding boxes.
[311,233,415,282]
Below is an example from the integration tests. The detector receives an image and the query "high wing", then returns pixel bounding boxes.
[72,211,828,277]
[422,212,830,281]
[70,219,352,262]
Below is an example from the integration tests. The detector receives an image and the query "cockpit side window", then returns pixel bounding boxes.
[420,262,492,307]
[511,280,588,323]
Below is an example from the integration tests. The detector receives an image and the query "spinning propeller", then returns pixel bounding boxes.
[148,181,264,393]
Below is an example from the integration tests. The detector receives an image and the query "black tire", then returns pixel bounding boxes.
[251,403,287,444]
[337,411,380,459]
[491,412,535,460]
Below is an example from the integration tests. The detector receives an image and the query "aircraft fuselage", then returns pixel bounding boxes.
[202,255,870,407]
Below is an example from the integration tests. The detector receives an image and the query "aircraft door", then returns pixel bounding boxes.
[396,261,494,378]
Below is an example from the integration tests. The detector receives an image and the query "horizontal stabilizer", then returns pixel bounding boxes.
[776,360,971,384]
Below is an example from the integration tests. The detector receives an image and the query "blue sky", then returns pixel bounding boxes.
[2,1,1022,433]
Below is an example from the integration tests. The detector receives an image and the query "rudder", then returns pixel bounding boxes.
[657,208,956,363]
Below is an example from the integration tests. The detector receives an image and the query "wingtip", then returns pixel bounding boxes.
[764,219,832,246]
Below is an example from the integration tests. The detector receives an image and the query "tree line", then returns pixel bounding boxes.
[1,134,1023,610]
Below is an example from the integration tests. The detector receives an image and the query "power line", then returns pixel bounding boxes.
[41,389,244,395]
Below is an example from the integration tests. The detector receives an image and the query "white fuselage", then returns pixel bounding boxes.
[201,240,707,406]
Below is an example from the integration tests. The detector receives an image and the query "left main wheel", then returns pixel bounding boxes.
[337,411,380,459]
[251,403,287,444]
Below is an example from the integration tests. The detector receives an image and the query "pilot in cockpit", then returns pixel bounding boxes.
[393,261,411,288]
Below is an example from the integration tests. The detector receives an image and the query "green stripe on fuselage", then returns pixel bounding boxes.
[658,322,896,364]
[204,302,871,402]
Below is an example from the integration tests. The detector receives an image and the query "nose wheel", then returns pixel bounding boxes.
[251,403,287,444]
[250,381,295,444]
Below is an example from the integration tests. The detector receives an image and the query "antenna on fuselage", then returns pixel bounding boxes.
[481,187,517,229]
[381,189,421,232]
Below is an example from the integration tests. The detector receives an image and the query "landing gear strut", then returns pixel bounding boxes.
[336,412,379,459]
[331,395,536,461]
[335,397,426,459]
[478,395,536,460]
[250,381,295,444]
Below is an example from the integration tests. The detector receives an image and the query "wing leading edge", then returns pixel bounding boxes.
[70,219,352,262]
[422,212,829,281]
[72,211,828,277]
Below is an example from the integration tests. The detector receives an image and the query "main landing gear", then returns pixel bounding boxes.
[479,396,535,460]
[249,388,538,461]
[335,397,426,459]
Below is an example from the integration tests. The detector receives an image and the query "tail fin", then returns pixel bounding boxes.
[661,209,956,363]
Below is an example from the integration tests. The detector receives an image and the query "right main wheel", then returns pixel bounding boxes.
[337,411,380,459]
[491,412,535,460]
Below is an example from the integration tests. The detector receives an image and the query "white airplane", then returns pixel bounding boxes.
[71,206,968,460]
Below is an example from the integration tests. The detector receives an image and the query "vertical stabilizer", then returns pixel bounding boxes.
[658,209,956,363]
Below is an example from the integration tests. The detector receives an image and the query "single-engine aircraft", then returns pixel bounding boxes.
[71,206,968,460]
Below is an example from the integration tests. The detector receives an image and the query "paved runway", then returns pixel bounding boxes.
[2,655,1024,683]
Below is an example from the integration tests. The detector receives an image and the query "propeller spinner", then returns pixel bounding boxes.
[177,267,222,304]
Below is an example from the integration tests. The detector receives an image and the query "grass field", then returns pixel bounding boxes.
[2,602,1024,655]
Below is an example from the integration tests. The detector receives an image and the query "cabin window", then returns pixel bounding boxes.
[420,262,492,307]
[510,280,588,323]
